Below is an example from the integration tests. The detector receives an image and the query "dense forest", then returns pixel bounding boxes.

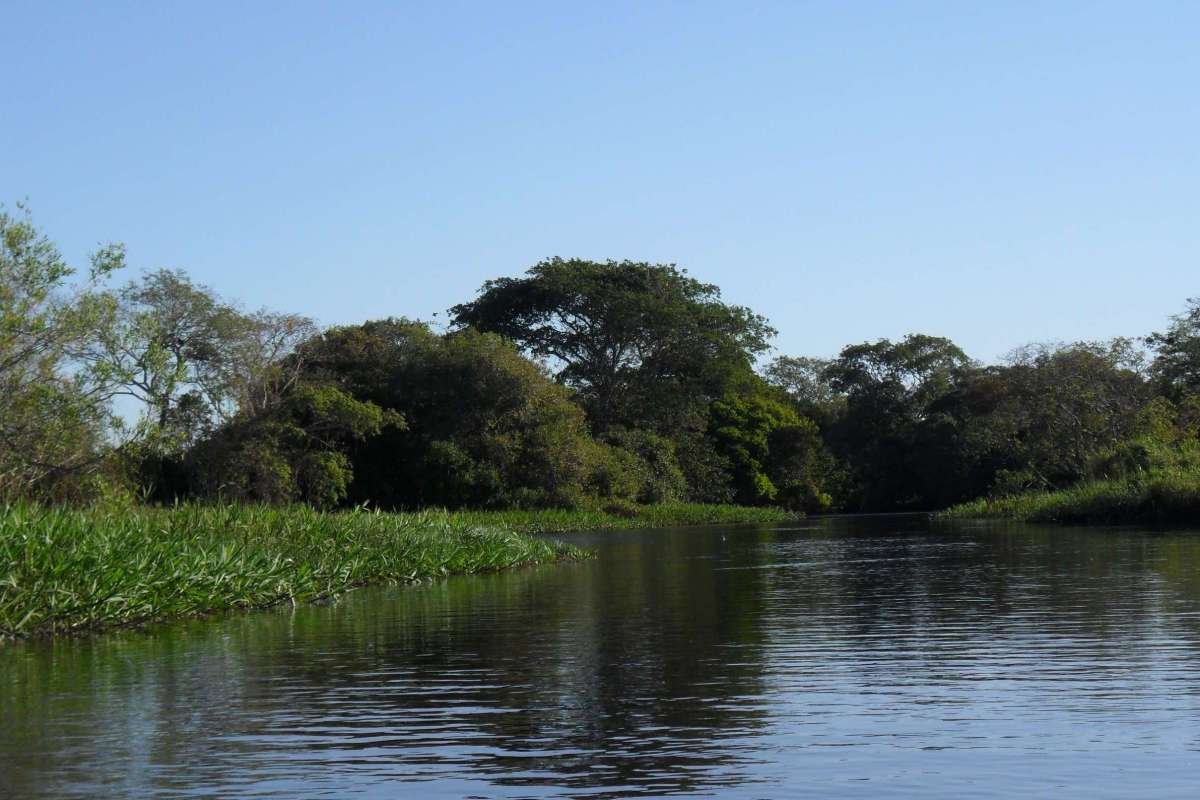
[4,204,1198,515]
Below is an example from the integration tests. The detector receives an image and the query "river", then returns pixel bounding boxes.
[3,515,1200,798]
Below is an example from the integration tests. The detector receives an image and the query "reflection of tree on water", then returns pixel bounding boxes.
[0,526,778,799]
[762,516,1200,689]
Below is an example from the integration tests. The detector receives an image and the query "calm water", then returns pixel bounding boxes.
[4,516,1200,798]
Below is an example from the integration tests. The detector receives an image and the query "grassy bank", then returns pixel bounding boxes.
[940,473,1200,524]
[0,502,792,639]
[453,502,798,534]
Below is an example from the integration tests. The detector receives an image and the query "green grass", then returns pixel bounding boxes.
[0,502,791,640]
[0,504,583,640]
[452,502,798,534]
[940,472,1200,524]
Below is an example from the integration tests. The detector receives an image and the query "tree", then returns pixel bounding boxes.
[979,340,1149,489]
[1147,298,1200,401]
[0,204,124,500]
[294,319,617,509]
[88,269,315,450]
[186,381,402,507]
[824,334,972,405]
[602,428,688,504]
[450,258,775,434]
[708,393,836,511]
[821,335,973,510]
[764,355,838,409]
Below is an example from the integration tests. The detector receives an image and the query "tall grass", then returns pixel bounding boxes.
[0,504,582,639]
[941,472,1200,524]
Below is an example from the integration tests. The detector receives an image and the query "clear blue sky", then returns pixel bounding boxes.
[3,1,1197,363]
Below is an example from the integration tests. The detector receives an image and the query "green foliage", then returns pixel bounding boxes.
[763,355,842,425]
[1089,396,1200,482]
[0,204,124,502]
[986,340,1149,485]
[671,429,736,504]
[602,428,689,504]
[778,335,1154,512]
[8,202,1200,522]
[450,257,775,434]
[583,440,643,505]
[186,381,402,507]
[0,504,581,639]
[947,384,1200,524]
[818,334,972,510]
[709,394,795,503]
[296,320,601,509]
[708,393,835,511]
[1147,297,1200,401]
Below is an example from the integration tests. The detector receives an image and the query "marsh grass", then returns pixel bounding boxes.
[941,471,1200,524]
[453,503,797,534]
[0,502,791,639]
[0,504,582,639]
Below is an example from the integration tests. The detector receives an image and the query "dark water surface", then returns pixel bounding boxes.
[4,515,1200,798]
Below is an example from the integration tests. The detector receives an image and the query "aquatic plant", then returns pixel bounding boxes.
[0,504,581,639]
[0,502,792,639]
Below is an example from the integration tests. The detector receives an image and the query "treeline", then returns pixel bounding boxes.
[3,204,1198,513]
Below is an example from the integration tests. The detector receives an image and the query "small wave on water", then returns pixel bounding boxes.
[4,516,1200,798]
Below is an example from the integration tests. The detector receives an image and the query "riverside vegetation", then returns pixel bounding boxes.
[0,503,796,639]
[3,203,1200,636]
[939,394,1200,523]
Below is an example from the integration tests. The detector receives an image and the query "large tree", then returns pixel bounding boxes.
[450,258,775,433]
[821,334,974,510]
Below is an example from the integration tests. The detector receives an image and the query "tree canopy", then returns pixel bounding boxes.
[450,258,775,433]
[1148,298,1200,400]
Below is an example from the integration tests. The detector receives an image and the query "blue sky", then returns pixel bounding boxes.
[3,1,1197,363]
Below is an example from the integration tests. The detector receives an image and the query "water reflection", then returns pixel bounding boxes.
[4,517,1200,798]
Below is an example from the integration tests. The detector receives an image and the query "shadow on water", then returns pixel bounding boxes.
[5,516,1200,798]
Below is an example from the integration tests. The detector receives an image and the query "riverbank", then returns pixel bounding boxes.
[0,502,794,639]
[453,502,798,533]
[940,473,1200,524]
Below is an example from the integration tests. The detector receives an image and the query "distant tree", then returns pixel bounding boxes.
[87,269,315,450]
[0,204,124,500]
[982,340,1150,488]
[1147,298,1200,401]
[822,334,973,510]
[824,334,972,405]
[450,258,775,434]
[764,355,838,410]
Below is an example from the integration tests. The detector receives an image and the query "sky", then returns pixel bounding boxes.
[3,1,1197,364]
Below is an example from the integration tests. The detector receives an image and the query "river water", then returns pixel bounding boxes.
[3,515,1200,798]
